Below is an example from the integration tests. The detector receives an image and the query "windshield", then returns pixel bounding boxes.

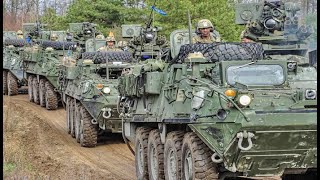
[226,64,285,86]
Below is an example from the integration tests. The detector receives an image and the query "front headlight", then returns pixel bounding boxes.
[305,89,317,100]
[103,87,111,94]
[238,95,252,106]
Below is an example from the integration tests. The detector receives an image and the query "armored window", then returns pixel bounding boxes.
[226,64,285,86]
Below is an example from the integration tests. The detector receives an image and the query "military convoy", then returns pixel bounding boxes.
[117,1,317,180]
[2,0,317,179]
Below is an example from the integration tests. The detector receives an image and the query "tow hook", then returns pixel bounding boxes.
[211,152,223,163]
[91,118,98,125]
[236,131,254,151]
[102,108,112,119]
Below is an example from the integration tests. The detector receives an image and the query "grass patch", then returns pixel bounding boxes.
[3,162,16,174]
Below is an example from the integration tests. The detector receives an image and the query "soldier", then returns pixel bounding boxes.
[50,33,58,41]
[98,36,122,52]
[192,19,221,43]
[66,32,73,42]
[17,30,24,39]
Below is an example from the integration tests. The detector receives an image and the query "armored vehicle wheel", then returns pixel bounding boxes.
[135,127,152,180]
[28,75,34,102]
[147,129,165,180]
[32,77,40,104]
[4,39,27,47]
[39,79,46,107]
[74,102,81,143]
[69,99,75,138]
[79,105,98,147]
[164,131,184,180]
[181,132,218,180]
[66,97,71,134]
[40,40,77,50]
[82,51,133,64]
[7,72,18,96]
[3,71,8,95]
[173,42,264,63]
[45,81,58,110]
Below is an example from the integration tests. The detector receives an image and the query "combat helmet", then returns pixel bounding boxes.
[197,19,214,30]
[106,31,116,42]
[17,30,23,35]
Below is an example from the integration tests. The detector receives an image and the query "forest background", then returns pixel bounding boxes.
[2,0,318,48]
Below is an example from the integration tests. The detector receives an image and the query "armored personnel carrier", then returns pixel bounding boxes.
[117,1,317,179]
[235,0,317,98]
[3,31,27,95]
[57,22,135,147]
[22,23,78,109]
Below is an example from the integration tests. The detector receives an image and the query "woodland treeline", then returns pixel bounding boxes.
[3,0,317,42]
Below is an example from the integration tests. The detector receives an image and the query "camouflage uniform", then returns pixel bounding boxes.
[192,34,221,43]
[192,19,221,43]
[98,46,122,51]
[98,36,122,52]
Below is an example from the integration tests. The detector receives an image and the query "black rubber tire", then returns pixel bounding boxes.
[82,51,133,64]
[66,97,71,134]
[147,129,165,180]
[3,71,8,95]
[172,42,264,63]
[39,40,77,50]
[7,72,18,96]
[164,131,184,180]
[39,79,46,107]
[135,127,153,180]
[181,132,219,180]
[74,102,81,143]
[45,81,58,110]
[4,39,27,47]
[79,105,98,147]
[32,77,40,105]
[28,75,34,102]
[70,99,75,138]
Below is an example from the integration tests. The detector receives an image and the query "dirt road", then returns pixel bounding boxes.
[3,95,136,179]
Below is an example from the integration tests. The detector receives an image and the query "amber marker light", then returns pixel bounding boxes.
[96,84,104,90]
[225,89,237,98]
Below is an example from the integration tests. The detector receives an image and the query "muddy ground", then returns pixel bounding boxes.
[3,95,136,179]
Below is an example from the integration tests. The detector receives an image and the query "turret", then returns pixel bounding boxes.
[235,0,314,57]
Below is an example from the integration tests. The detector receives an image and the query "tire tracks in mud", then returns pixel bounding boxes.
[3,95,136,179]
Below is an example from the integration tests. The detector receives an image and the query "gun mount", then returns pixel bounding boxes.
[22,22,47,40]
[235,1,314,57]
[69,22,98,42]
[122,23,169,61]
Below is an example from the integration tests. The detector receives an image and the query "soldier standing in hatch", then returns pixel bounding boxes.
[98,36,122,52]
[192,19,221,43]
[17,30,24,39]
[50,33,58,41]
